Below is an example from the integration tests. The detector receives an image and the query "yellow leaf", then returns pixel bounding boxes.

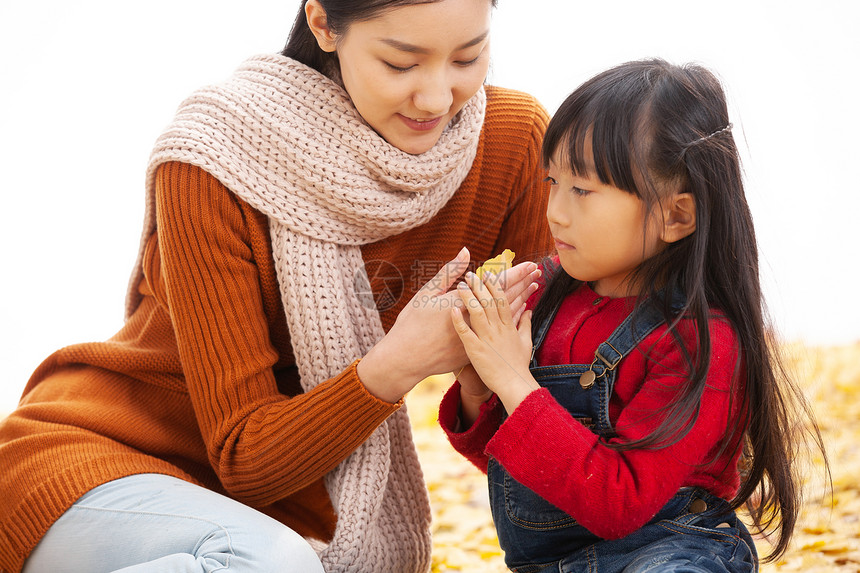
[803,525,834,535]
[475,249,516,280]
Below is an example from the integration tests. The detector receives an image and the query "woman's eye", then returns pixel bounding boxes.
[544,176,558,186]
[572,186,591,197]
[455,55,481,67]
[384,61,415,72]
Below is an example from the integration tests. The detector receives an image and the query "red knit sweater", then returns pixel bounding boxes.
[439,281,746,540]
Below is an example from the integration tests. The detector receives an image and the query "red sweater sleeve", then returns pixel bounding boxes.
[485,319,744,540]
[438,381,504,472]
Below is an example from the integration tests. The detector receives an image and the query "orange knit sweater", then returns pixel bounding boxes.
[0,86,552,572]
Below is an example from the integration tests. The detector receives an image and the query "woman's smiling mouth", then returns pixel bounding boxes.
[399,114,444,132]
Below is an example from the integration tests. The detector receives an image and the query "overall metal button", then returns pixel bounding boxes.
[689,498,707,513]
[580,370,596,389]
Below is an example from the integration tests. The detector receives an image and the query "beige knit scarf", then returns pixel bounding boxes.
[127,54,485,572]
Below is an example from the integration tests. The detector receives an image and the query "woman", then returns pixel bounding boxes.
[0,0,552,572]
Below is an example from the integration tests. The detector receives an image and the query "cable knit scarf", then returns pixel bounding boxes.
[127,54,485,572]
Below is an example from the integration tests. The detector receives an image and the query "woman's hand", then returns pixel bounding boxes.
[451,271,540,414]
[358,248,540,403]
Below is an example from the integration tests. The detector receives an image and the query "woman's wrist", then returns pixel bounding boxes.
[356,338,421,404]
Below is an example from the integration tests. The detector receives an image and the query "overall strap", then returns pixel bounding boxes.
[594,299,671,373]
[529,296,564,369]
[589,291,686,434]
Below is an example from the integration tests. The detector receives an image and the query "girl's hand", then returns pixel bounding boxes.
[495,261,540,326]
[451,272,540,414]
[358,249,540,403]
[456,363,493,429]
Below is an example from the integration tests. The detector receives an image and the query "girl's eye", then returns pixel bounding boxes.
[572,186,591,197]
[384,61,416,72]
[544,176,558,186]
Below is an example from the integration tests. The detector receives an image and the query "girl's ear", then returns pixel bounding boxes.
[660,192,697,243]
[305,0,338,53]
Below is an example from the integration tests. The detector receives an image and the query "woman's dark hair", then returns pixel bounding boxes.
[282,0,497,77]
[534,59,827,561]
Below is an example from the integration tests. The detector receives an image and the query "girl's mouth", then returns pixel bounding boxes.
[554,238,575,250]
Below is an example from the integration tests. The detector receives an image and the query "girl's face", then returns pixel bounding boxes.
[322,0,492,155]
[546,150,666,298]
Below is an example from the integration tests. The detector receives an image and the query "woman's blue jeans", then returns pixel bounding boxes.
[23,474,324,573]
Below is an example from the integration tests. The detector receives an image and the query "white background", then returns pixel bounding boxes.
[1,1,858,413]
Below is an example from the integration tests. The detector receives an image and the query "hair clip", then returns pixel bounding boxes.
[685,123,733,148]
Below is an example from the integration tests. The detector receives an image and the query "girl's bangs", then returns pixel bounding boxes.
[543,70,649,196]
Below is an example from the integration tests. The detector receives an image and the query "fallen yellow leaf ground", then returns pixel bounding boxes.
[406,342,860,572]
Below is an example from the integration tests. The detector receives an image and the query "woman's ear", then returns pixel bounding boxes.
[660,192,697,243]
[305,0,338,53]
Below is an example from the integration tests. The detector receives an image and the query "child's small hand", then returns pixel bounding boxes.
[456,363,493,429]
[451,272,540,415]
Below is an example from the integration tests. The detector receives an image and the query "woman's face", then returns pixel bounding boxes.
[328,0,492,155]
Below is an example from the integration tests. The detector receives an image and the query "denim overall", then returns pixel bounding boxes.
[488,297,758,573]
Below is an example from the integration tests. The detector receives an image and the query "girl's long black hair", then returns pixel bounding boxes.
[534,59,827,561]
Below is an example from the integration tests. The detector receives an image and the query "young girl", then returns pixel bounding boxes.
[442,59,825,572]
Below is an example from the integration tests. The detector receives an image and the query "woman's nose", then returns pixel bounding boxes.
[413,71,454,116]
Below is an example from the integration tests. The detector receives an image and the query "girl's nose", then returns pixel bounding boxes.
[546,189,568,227]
